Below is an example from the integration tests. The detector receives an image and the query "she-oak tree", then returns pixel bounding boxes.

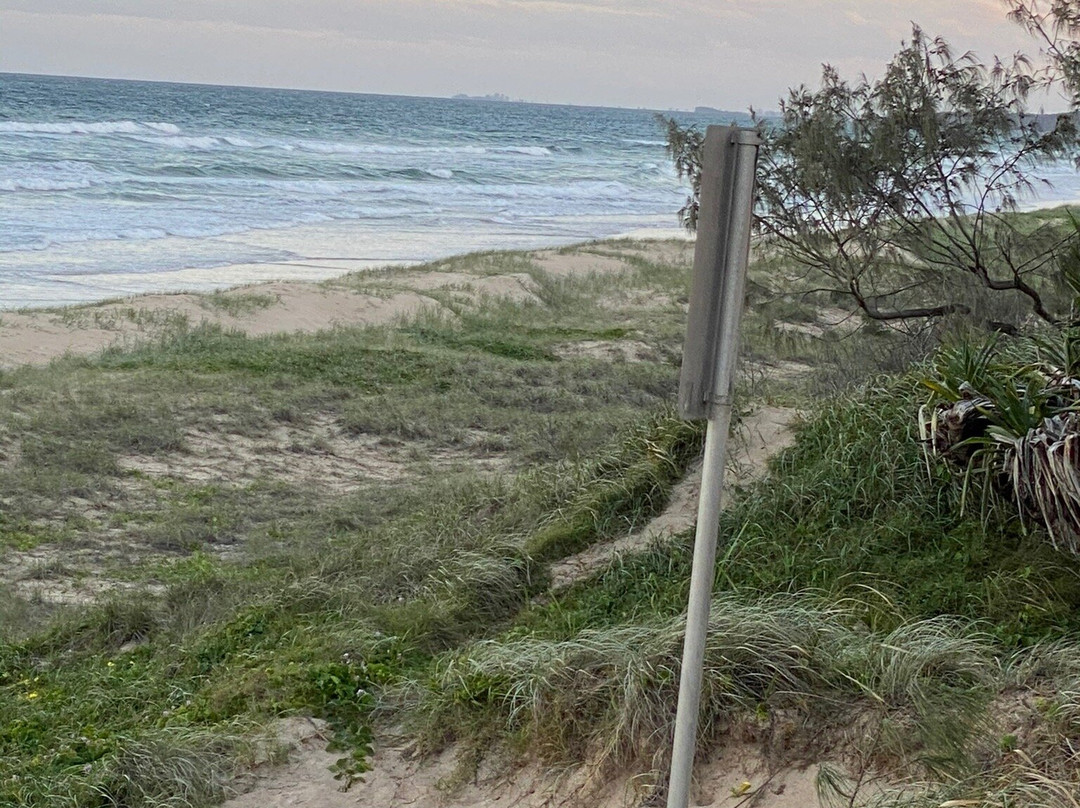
[662,2,1080,328]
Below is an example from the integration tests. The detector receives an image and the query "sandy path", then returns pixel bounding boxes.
[223,406,806,808]
[226,707,822,808]
[549,405,799,590]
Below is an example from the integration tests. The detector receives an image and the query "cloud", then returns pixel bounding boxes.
[0,0,1051,109]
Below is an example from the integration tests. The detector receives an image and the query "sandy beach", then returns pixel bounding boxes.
[0,234,822,808]
[6,10,1080,805]
[0,228,688,368]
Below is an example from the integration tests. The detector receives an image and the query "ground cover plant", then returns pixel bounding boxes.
[415,370,1080,805]
[2,236,1079,806]
[0,242,720,804]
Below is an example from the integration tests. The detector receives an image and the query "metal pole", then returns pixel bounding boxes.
[666,129,759,808]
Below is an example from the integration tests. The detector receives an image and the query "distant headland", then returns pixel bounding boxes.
[452,92,517,102]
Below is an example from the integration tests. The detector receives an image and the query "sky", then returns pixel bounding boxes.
[0,0,1055,111]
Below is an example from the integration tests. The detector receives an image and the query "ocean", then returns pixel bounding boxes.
[4,73,1080,311]
[0,73,739,309]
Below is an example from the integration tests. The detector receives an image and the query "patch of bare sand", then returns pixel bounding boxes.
[0,310,144,368]
[117,416,507,493]
[231,287,440,337]
[601,241,695,269]
[597,289,683,314]
[0,272,544,370]
[549,406,799,591]
[224,720,826,808]
[348,270,543,306]
[553,339,657,363]
[748,360,816,385]
[0,415,508,606]
[0,286,446,369]
[3,538,166,605]
[0,244,638,369]
[530,250,632,278]
[690,747,823,808]
[773,306,860,339]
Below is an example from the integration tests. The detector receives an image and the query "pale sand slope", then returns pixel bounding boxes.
[225,715,821,808]
[0,274,537,369]
[0,233,691,370]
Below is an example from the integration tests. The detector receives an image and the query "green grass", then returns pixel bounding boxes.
[409,371,1080,804]
[0,269,686,559]
[0,242,715,804]
[518,375,1080,646]
[198,291,279,317]
[0,401,705,804]
[3,239,1079,805]
[422,600,998,779]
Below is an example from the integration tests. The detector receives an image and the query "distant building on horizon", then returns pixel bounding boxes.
[453,92,514,102]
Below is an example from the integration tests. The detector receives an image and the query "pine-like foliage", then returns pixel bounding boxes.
[661,21,1080,328]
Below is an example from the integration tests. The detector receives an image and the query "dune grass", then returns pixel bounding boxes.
[411,373,1080,805]
[0,243,712,804]
[2,240,1079,806]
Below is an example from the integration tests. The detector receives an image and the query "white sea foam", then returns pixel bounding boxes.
[148,135,222,150]
[143,122,183,135]
[117,227,169,240]
[493,146,552,156]
[0,177,93,192]
[291,140,490,156]
[288,140,554,157]
[0,77,723,306]
[0,120,182,136]
[137,134,259,150]
[0,159,118,193]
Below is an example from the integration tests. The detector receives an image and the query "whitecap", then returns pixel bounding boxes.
[0,177,93,192]
[494,146,552,156]
[0,120,180,136]
[290,140,488,156]
[143,122,183,135]
[118,227,169,240]
[144,135,221,150]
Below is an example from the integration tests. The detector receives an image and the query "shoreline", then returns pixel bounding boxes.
[0,232,693,369]
[1,217,687,312]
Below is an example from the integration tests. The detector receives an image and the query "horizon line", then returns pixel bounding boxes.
[0,69,760,118]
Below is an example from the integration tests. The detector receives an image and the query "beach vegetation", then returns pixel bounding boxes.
[661,14,1080,331]
[198,291,279,317]
[1008,0,1080,106]
[2,240,1080,805]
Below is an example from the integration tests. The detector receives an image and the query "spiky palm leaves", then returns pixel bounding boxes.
[920,333,1080,556]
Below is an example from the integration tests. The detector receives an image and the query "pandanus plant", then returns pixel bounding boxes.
[920,212,1080,555]
[920,329,1080,556]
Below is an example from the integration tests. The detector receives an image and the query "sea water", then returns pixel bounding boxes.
[4,73,1080,310]
[0,73,739,309]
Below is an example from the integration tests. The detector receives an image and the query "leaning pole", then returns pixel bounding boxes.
[666,125,761,808]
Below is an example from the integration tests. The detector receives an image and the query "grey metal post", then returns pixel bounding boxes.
[666,127,760,808]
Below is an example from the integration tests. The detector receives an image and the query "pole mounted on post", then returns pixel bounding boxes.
[667,125,761,808]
